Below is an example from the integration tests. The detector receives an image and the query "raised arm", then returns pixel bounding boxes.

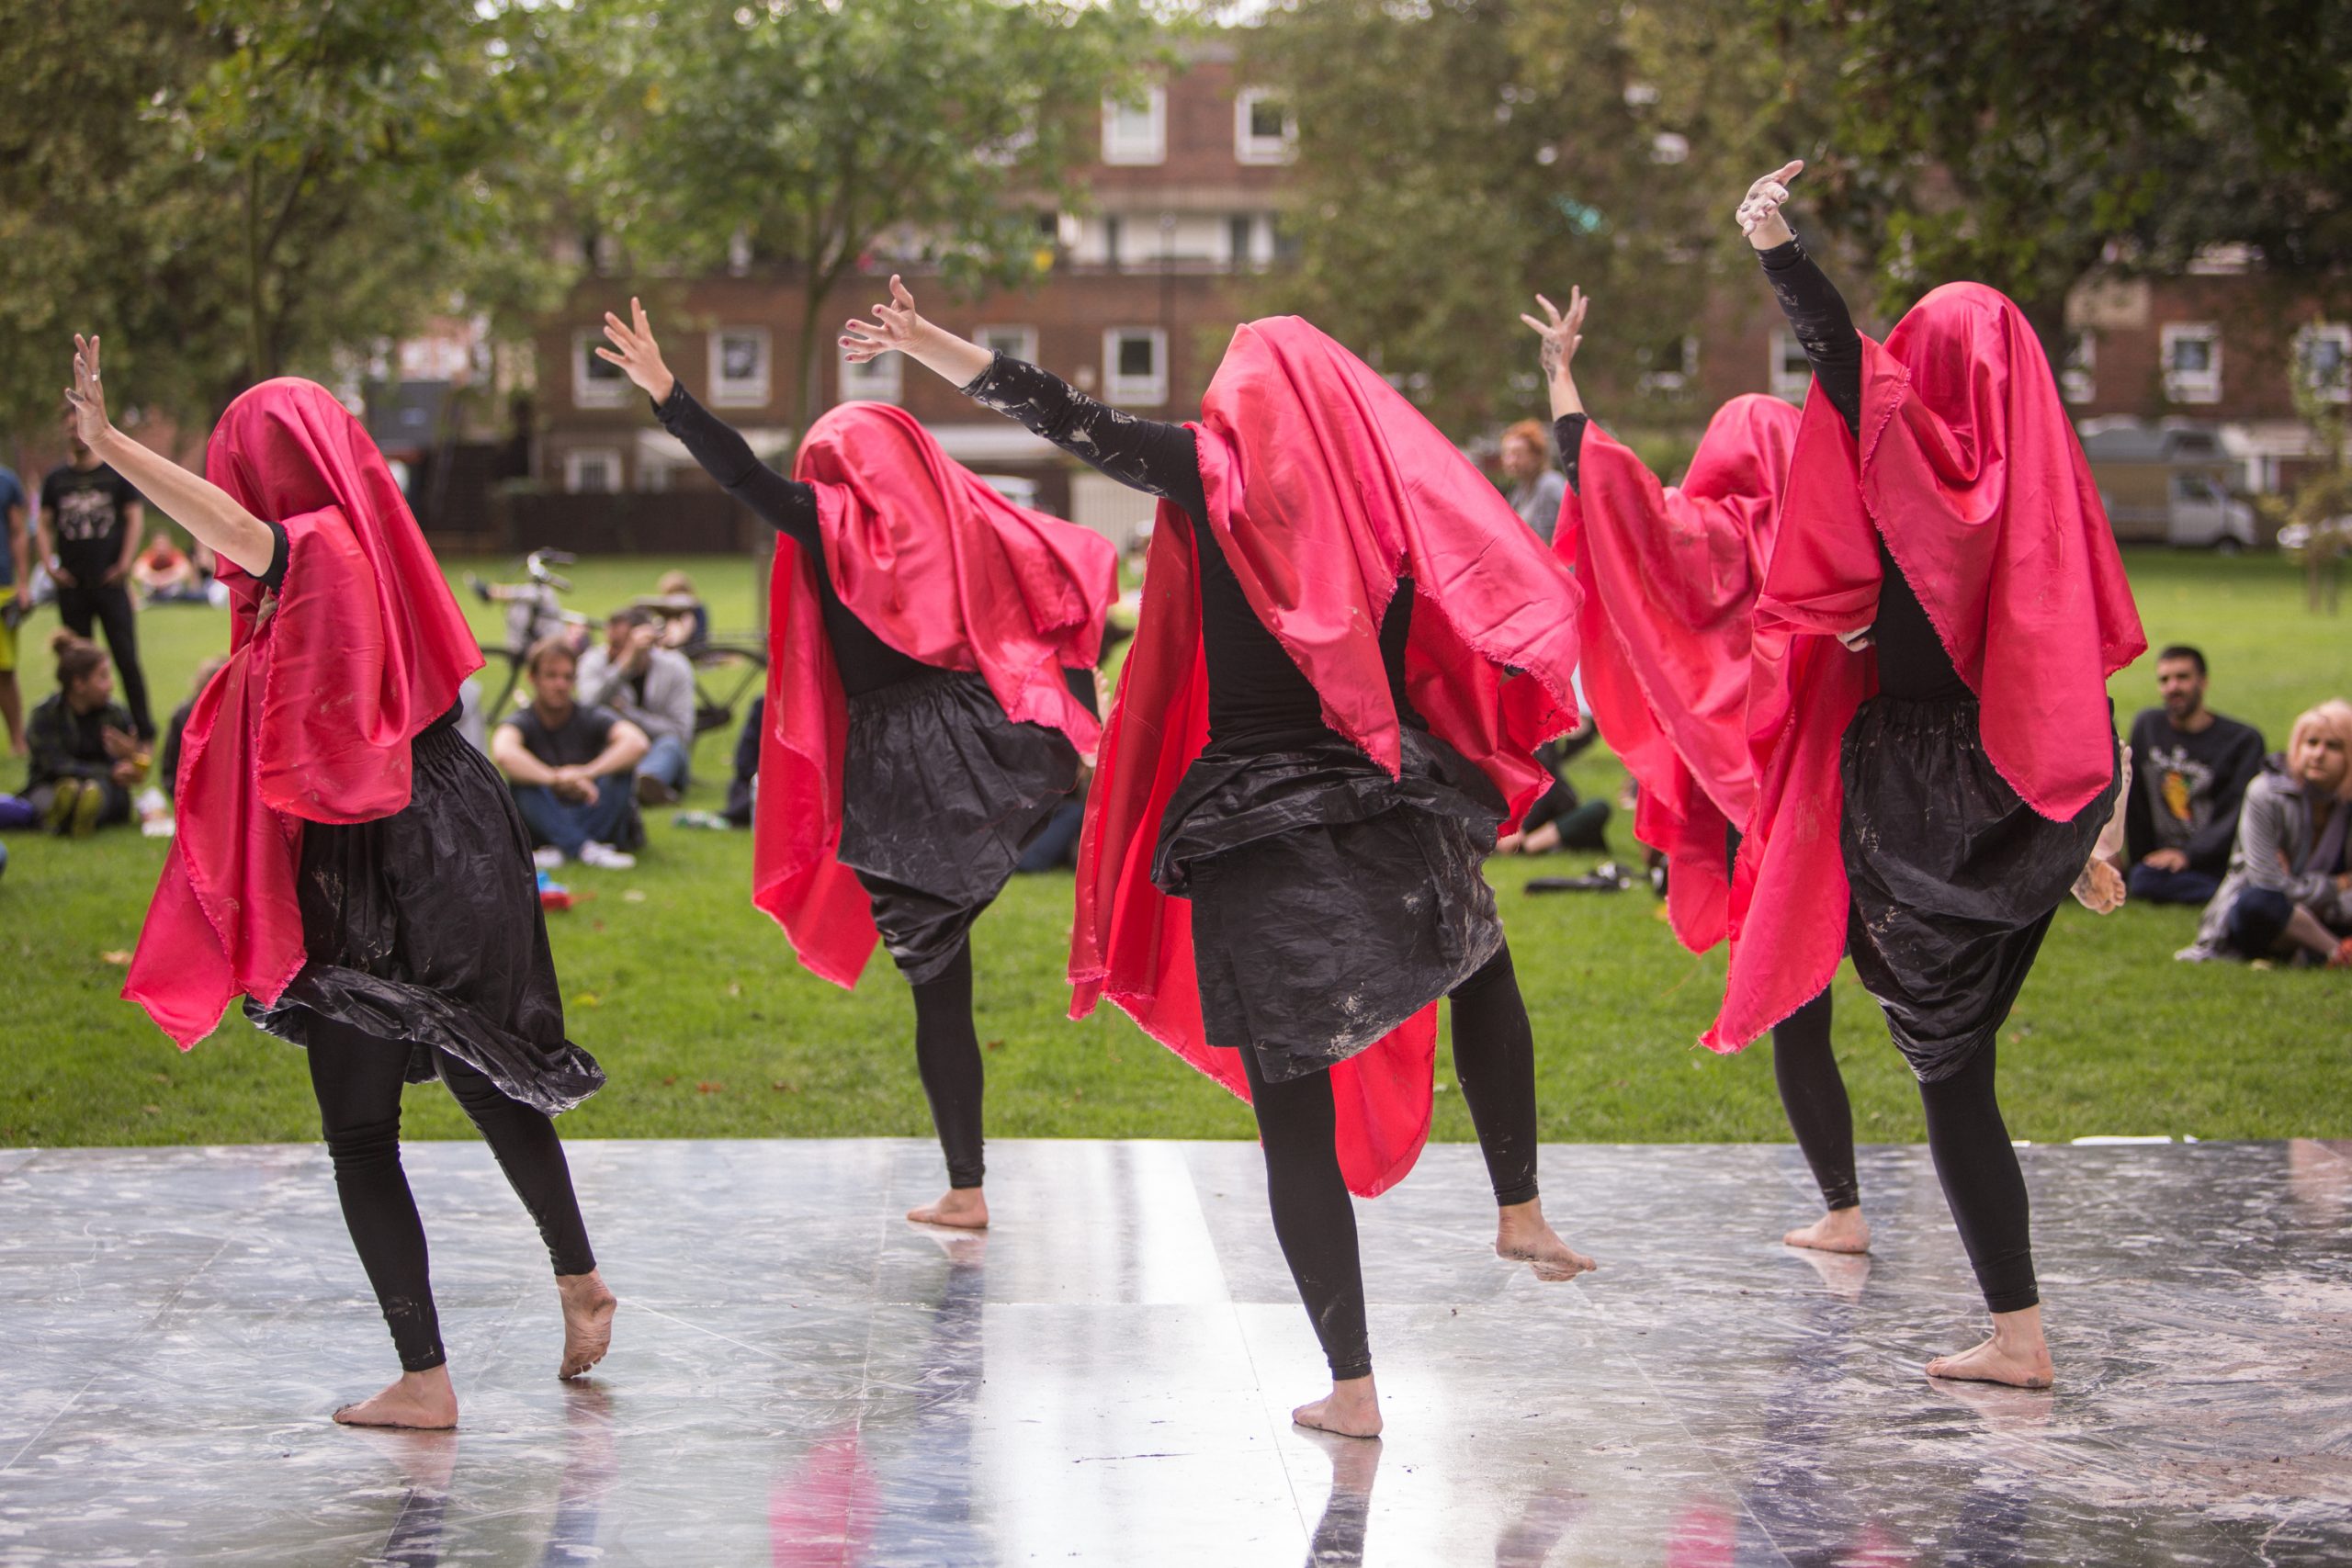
[64,336,277,578]
[1736,162,1862,434]
[1521,287,1590,493]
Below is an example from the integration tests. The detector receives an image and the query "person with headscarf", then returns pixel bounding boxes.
[77,339,615,1431]
[1521,286,1865,1255]
[2180,699,2352,965]
[1718,164,2145,1388]
[842,276,1595,1440]
[595,299,1116,1232]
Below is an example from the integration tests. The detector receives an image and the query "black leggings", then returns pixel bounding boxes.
[1917,1042,2037,1314]
[306,1017,596,1372]
[911,940,986,1190]
[1769,988,1860,1213]
[1243,942,1543,1382]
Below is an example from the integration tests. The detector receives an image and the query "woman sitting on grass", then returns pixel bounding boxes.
[2181,699,2352,967]
[26,630,144,835]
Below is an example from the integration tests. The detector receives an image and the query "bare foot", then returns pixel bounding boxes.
[906,1187,989,1229]
[1783,1204,1871,1254]
[334,1367,458,1429]
[1925,1305,2053,1389]
[1294,1374,1383,1438]
[558,1269,617,1379]
[1496,1198,1598,1281]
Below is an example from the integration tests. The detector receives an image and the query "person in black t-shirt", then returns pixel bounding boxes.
[2121,645,2266,906]
[491,638,650,869]
[38,408,153,739]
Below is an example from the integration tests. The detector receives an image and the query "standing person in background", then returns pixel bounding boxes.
[492,637,650,870]
[2122,646,2266,906]
[0,460,28,754]
[576,606,697,805]
[1499,418,1568,545]
[39,407,153,739]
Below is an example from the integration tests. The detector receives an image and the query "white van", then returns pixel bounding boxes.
[2076,419,2258,551]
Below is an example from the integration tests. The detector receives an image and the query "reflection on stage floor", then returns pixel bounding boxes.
[2,1136,2347,1565]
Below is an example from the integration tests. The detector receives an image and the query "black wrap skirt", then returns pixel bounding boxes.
[1841,694,2118,1082]
[1154,727,1507,1085]
[246,713,605,1115]
[839,668,1081,986]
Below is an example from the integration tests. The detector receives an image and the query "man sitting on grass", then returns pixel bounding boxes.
[575,605,696,805]
[491,636,649,870]
[2124,645,2266,906]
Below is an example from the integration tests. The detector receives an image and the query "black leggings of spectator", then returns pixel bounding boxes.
[1521,782,1611,851]
[2226,886,2349,957]
[724,695,763,828]
[55,581,153,739]
[305,1015,597,1371]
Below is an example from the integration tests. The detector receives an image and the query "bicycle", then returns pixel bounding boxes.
[468,549,594,718]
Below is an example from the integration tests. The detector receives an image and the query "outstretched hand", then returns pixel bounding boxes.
[64,333,114,450]
[596,298,675,404]
[1520,288,1589,385]
[840,276,928,364]
[1736,160,1804,250]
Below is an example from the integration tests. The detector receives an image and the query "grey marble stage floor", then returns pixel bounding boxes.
[2,1137,2347,1566]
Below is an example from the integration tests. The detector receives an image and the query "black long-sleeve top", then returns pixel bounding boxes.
[963,353,1416,749]
[1551,414,1589,497]
[1758,236,1967,702]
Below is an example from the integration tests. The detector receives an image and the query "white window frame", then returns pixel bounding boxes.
[1637,335,1699,397]
[707,327,772,409]
[2295,322,2352,403]
[1233,88,1296,165]
[976,325,1039,366]
[1102,328,1169,407]
[2162,322,2222,404]
[563,446,624,494]
[572,330,629,410]
[1102,85,1167,166]
[840,345,904,405]
[1769,328,1812,403]
[2061,330,2097,404]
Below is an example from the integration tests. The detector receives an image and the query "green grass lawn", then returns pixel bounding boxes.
[3,548,2346,1149]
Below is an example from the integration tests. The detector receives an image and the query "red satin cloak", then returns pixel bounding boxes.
[1557,396,1801,952]
[124,379,483,1045]
[752,400,1118,988]
[1708,284,2145,1051]
[1069,317,1584,1197]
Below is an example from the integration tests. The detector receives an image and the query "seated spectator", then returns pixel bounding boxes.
[490,636,650,869]
[27,631,146,836]
[1499,418,1568,545]
[654,570,710,650]
[2124,645,2267,905]
[1496,723,1611,854]
[575,605,697,804]
[130,530,206,603]
[2180,700,2352,966]
[723,694,762,828]
[158,655,229,797]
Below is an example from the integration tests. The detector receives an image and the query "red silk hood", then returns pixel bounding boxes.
[752,400,1118,987]
[1070,317,1584,1197]
[125,378,483,1044]
[1559,395,1800,952]
[1708,285,2145,1051]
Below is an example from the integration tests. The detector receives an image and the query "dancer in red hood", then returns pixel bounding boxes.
[598,299,1115,1231]
[84,342,615,1432]
[1726,164,2143,1388]
[1526,287,1867,1256]
[846,277,1596,1440]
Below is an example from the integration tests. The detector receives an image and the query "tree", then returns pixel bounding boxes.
[576,0,1159,442]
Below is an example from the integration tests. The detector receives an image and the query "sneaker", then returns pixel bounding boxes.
[2331,938,2352,971]
[43,778,84,834]
[532,845,566,872]
[67,780,104,839]
[635,773,678,807]
[578,840,637,870]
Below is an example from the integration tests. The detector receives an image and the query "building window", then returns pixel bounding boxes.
[1228,214,1265,271]
[1102,85,1166,166]
[2061,331,2097,404]
[572,330,629,410]
[1769,329,1812,402]
[2296,322,2351,403]
[1637,336,1698,397]
[707,328,771,409]
[1234,88,1296,165]
[1102,214,1123,270]
[563,447,623,494]
[976,325,1039,366]
[2162,322,2222,404]
[1103,328,1168,406]
[841,345,903,404]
